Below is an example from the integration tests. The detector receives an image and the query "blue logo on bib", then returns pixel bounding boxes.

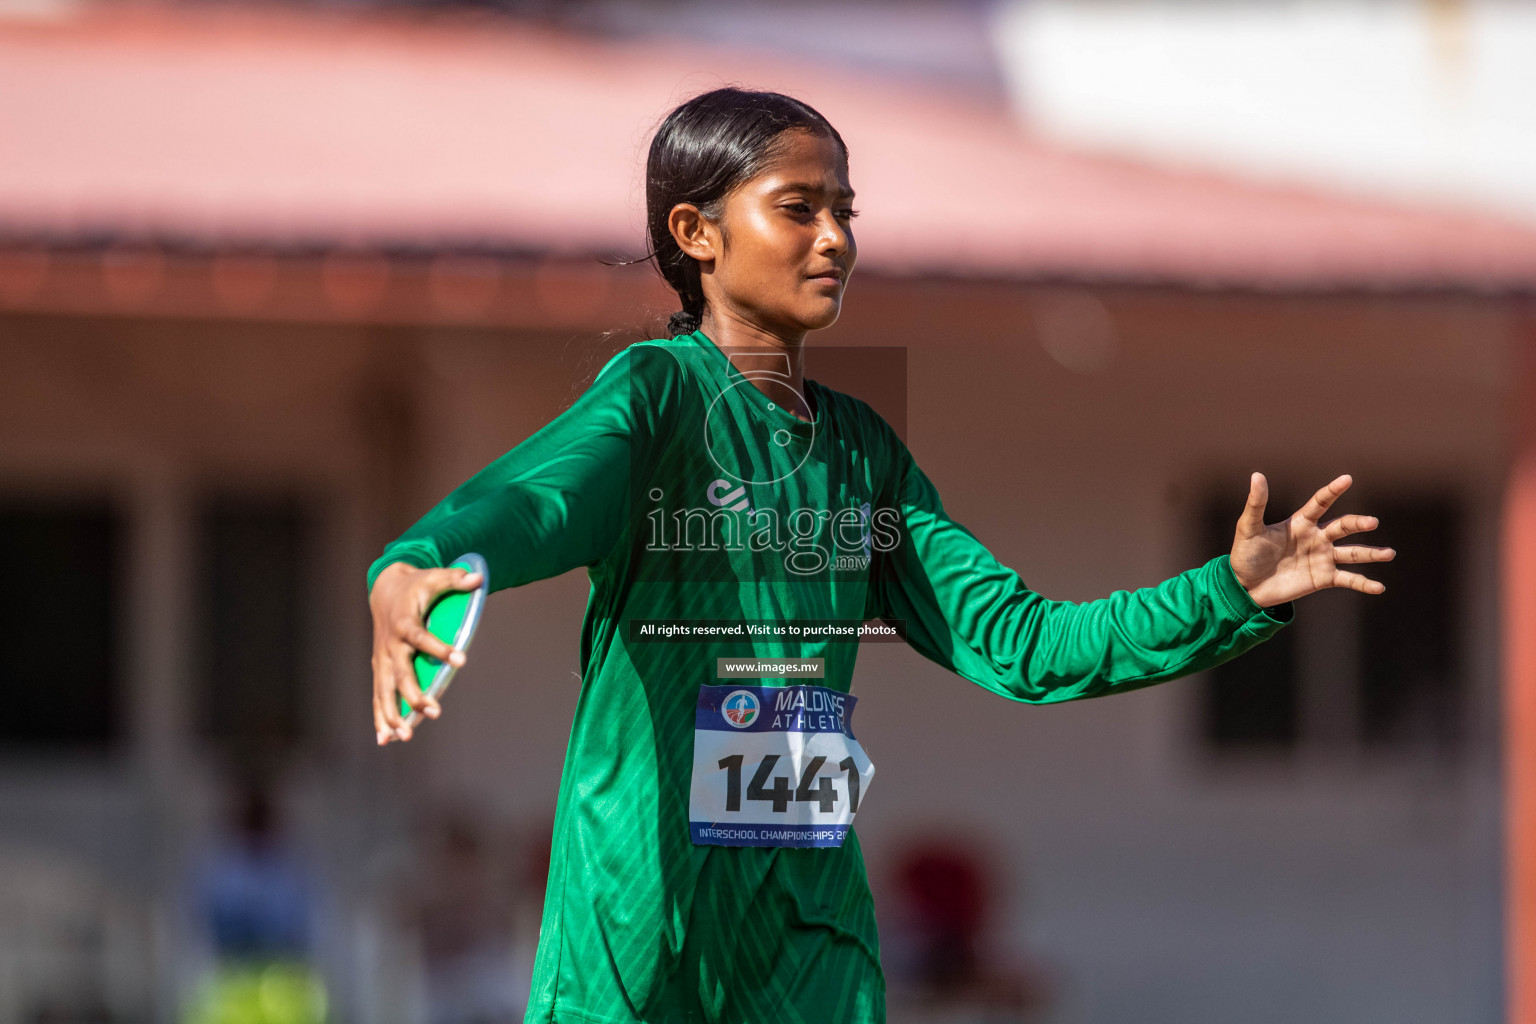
[721,689,760,729]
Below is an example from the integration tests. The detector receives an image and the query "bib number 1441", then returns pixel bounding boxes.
[715,753,861,815]
[689,684,876,849]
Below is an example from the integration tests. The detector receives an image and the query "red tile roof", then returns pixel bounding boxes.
[4,6,1536,291]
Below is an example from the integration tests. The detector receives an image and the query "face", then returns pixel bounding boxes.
[670,129,858,338]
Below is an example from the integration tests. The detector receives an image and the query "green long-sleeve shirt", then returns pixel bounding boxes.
[368,328,1291,1024]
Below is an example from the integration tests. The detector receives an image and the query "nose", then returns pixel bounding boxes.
[816,209,850,256]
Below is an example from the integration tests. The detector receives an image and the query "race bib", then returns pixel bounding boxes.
[689,683,876,848]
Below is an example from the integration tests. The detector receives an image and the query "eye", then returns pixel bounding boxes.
[782,202,859,222]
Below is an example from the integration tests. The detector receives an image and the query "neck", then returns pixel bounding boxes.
[697,310,812,422]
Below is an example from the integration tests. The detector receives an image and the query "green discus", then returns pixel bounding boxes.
[401,552,488,726]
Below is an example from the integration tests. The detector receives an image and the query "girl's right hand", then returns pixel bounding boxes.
[369,561,484,745]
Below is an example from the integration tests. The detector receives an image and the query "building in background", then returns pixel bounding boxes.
[0,3,1533,1023]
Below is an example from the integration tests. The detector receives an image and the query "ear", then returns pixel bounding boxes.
[668,203,719,263]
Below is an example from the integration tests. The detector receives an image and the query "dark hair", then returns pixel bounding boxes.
[642,87,848,337]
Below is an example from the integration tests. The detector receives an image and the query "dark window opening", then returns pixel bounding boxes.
[1195,482,1463,759]
[195,495,314,762]
[1198,486,1302,750]
[0,498,125,751]
[1357,495,1461,753]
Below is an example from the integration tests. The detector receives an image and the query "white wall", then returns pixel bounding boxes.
[991,0,1536,225]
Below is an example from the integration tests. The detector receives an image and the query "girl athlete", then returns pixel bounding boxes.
[367,88,1395,1024]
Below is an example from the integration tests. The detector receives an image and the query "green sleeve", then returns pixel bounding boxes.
[366,344,681,595]
[866,438,1293,704]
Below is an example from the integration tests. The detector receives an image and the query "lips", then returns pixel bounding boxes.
[807,269,844,285]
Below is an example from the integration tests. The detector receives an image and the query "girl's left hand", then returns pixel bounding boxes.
[1230,472,1396,608]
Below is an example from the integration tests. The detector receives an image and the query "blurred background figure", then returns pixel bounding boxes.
[885,836,1056,1024]
[182,780,327,1024]
[402,815,522,1024]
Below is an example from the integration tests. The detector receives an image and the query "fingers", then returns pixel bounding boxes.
[399,655,444,720]
[1323,513,1379,541]
[372,679,390,747]
[1237,472,1269,536]
[406,622,462,668]
[1332,568,1386,595]
[424,566,483,601]
[398,619,452,722]
[1297,474,1352,524]
[380,642,408,739]
[371,561,479,747]
[373,650,402,745]
[1333,544,1396,564]
[390,640,432,740]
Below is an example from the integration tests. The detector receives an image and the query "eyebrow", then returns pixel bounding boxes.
[769,181,857,201]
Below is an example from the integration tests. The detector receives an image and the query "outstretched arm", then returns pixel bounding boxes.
[367,344,682,743]
[866,445,1391,704]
